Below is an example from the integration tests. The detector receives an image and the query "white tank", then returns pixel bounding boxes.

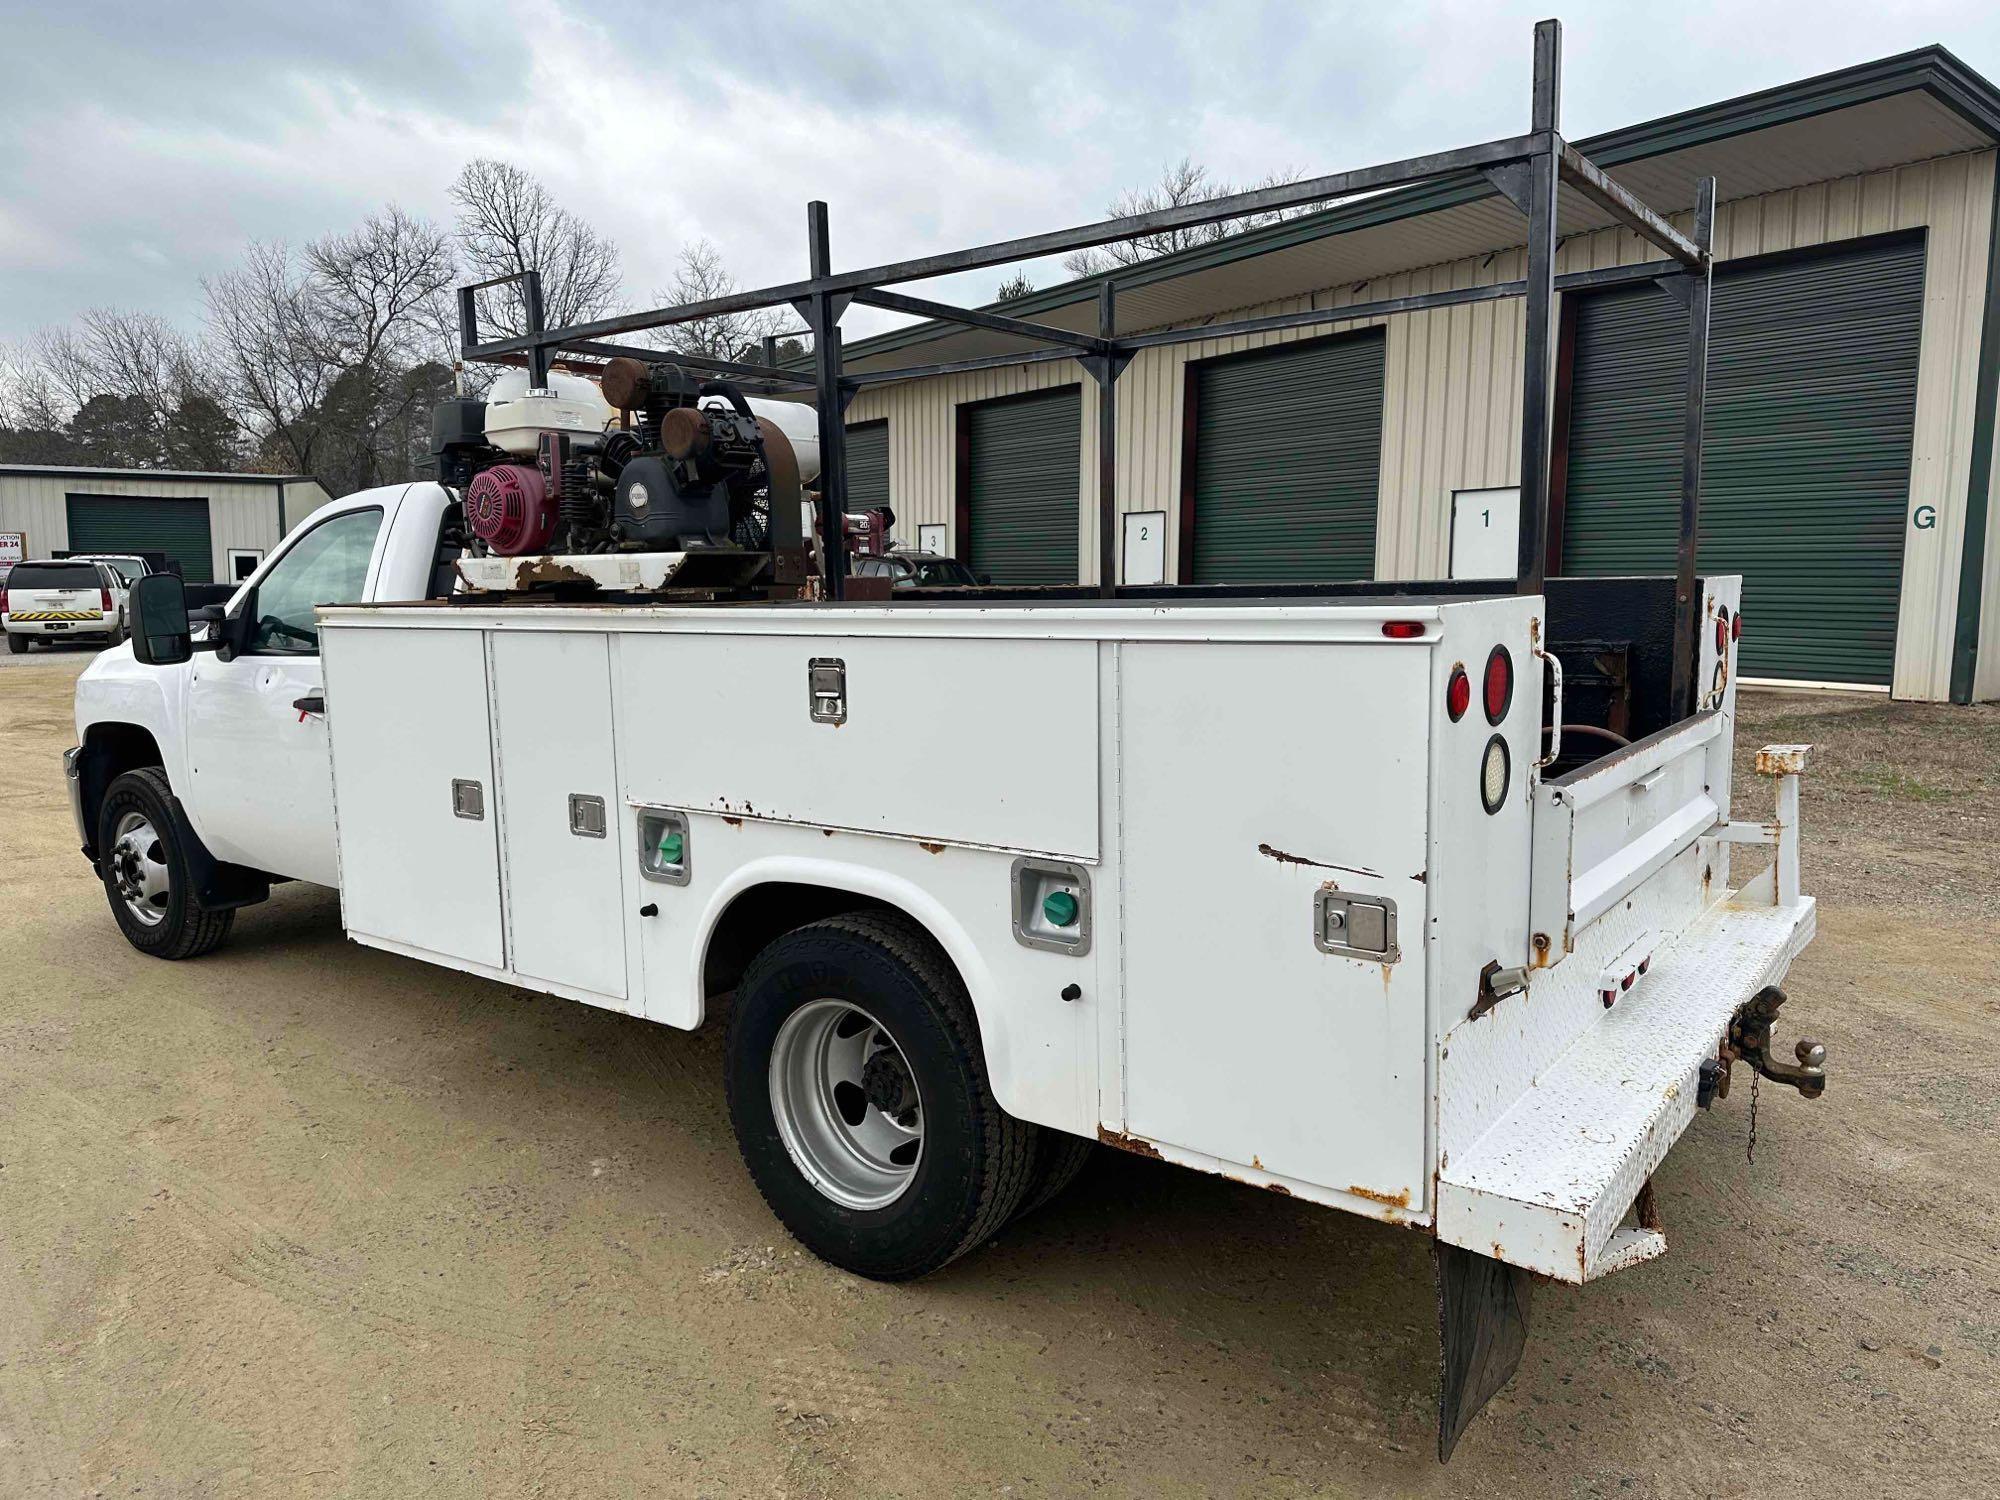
[483,368,614,456]
[702,395,821,486]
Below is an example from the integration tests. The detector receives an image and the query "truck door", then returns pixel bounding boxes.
[185,505,385,885]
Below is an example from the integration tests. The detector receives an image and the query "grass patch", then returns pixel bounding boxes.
[1848,767,1962,803]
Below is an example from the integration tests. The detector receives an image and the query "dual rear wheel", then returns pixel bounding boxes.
[726,911,1091,1280]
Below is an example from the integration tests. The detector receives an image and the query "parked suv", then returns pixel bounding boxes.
[3,559,126,652]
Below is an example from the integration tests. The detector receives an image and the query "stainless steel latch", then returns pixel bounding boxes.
[1315,891,1399,962]
[568,793,607,838]
[808,658,847,724]
[451,779,484,821]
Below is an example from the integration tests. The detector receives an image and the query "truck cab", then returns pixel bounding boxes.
[67,481,458,897]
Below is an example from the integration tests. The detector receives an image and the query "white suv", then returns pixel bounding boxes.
[3,559,126,652]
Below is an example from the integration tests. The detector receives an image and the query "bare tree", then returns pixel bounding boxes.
[207,206,457,494]
[652,239,793,364]
[0,308,239,468]
[450,159,621,341]
[1062,158,1319,276]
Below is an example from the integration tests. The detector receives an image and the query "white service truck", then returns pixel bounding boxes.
[68,477,1826,1456]
[64,25,1833,1453]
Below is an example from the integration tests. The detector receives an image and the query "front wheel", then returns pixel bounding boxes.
[97,768,234,959]
[726,911,1036,1280]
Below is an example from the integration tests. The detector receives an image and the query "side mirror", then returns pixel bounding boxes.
[130,573,193,665]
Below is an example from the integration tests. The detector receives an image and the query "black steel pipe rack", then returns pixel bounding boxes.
[457,17,1720,705]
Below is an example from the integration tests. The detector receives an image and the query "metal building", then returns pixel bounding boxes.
[832,47,2000,702]
[0,466,331,585]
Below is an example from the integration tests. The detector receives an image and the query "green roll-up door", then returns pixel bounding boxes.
[1560,236,1924,685]
[846,420,889,510]
[1190,329,1386,583]
[966,388,1081,584]
[64,493,215,585]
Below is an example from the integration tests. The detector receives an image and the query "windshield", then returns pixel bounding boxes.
[8,563,102,591]
[900,556,976,587]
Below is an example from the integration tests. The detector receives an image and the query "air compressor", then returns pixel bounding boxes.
[430,357,822,592]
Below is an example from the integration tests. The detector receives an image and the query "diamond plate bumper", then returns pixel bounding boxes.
[1436,892,1816,1283]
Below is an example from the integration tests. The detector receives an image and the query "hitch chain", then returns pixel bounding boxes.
[1699,985,1828,1116]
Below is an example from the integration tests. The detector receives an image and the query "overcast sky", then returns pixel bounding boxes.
[4,0,1999,349]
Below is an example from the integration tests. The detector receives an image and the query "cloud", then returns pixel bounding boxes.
[1,0,1994,346]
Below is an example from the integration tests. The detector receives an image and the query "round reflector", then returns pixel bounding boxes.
[1446,666,1471,722]
[1480,734,1511,814]
[1482,645,1513,724]
[1733,611,1743,641]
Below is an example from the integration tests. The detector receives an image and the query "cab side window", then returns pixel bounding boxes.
[248,508,383,654]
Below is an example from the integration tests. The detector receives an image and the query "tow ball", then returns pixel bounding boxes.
[1698,985,1827,1107]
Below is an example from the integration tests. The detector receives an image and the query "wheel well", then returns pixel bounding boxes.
[703,882,899,998]
[77,723,164,858]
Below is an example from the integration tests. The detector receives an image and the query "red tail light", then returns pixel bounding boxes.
[1381,620,1425,639]
[1446,665,1471,721]
[1482,646,1514,724]
[1715,607,1729,653]
[1733,612,1743,642]
[0,589,8,615]
[100,586,113,611]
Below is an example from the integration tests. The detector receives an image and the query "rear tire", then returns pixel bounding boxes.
[7,632,28,654]
[726,910,1036,1280]
[96,768,234,960]
[105,618,125,647]
[1013,1131,1096,1223]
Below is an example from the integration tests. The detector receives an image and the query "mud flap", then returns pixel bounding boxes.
[1433,1241,1533,1462]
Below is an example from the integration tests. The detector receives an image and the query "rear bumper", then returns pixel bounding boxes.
[1436,891,1816,1283]
[5,612,117,635]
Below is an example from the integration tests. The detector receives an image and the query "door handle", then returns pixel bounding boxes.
[293,694,325,716]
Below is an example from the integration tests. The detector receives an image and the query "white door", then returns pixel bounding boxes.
[185,505,385,884]
[490,632,630,1006]
[1449,487,1520,580]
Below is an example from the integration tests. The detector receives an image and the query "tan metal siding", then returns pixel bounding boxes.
[0,473,333,580]
[849,150,1996,700]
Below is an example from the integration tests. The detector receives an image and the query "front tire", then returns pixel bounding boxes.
[726,911,1036,1280]
[97,768,234,959]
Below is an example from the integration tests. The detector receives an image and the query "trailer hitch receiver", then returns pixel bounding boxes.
[1705,985,1827,1103]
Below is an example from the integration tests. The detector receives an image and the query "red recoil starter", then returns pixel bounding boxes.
[465,463,560,555]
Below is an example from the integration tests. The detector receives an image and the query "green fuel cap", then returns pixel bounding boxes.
[658,832,685,864]
[1042,890,1079,928]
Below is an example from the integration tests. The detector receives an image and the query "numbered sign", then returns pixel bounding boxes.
[917,523,947,555]
[1121,511,1166,585]
[1449,488,1520,580]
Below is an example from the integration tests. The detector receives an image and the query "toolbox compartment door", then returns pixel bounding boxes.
[325,625,505,970]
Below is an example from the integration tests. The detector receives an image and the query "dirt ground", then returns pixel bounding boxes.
[2,643,1996,1498]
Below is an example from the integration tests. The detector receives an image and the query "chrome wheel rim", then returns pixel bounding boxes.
[109,811,170,927]
[769,1000,923,1209]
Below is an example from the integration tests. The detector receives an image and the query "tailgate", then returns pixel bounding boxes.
[1529,710,1724,962]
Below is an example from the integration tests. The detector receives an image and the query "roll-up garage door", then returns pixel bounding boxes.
[964,388,1081,584]
[1559,235,1924,685]
[1189,329,1386,583]
[65,494,215,584]
[846,420,889,511]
